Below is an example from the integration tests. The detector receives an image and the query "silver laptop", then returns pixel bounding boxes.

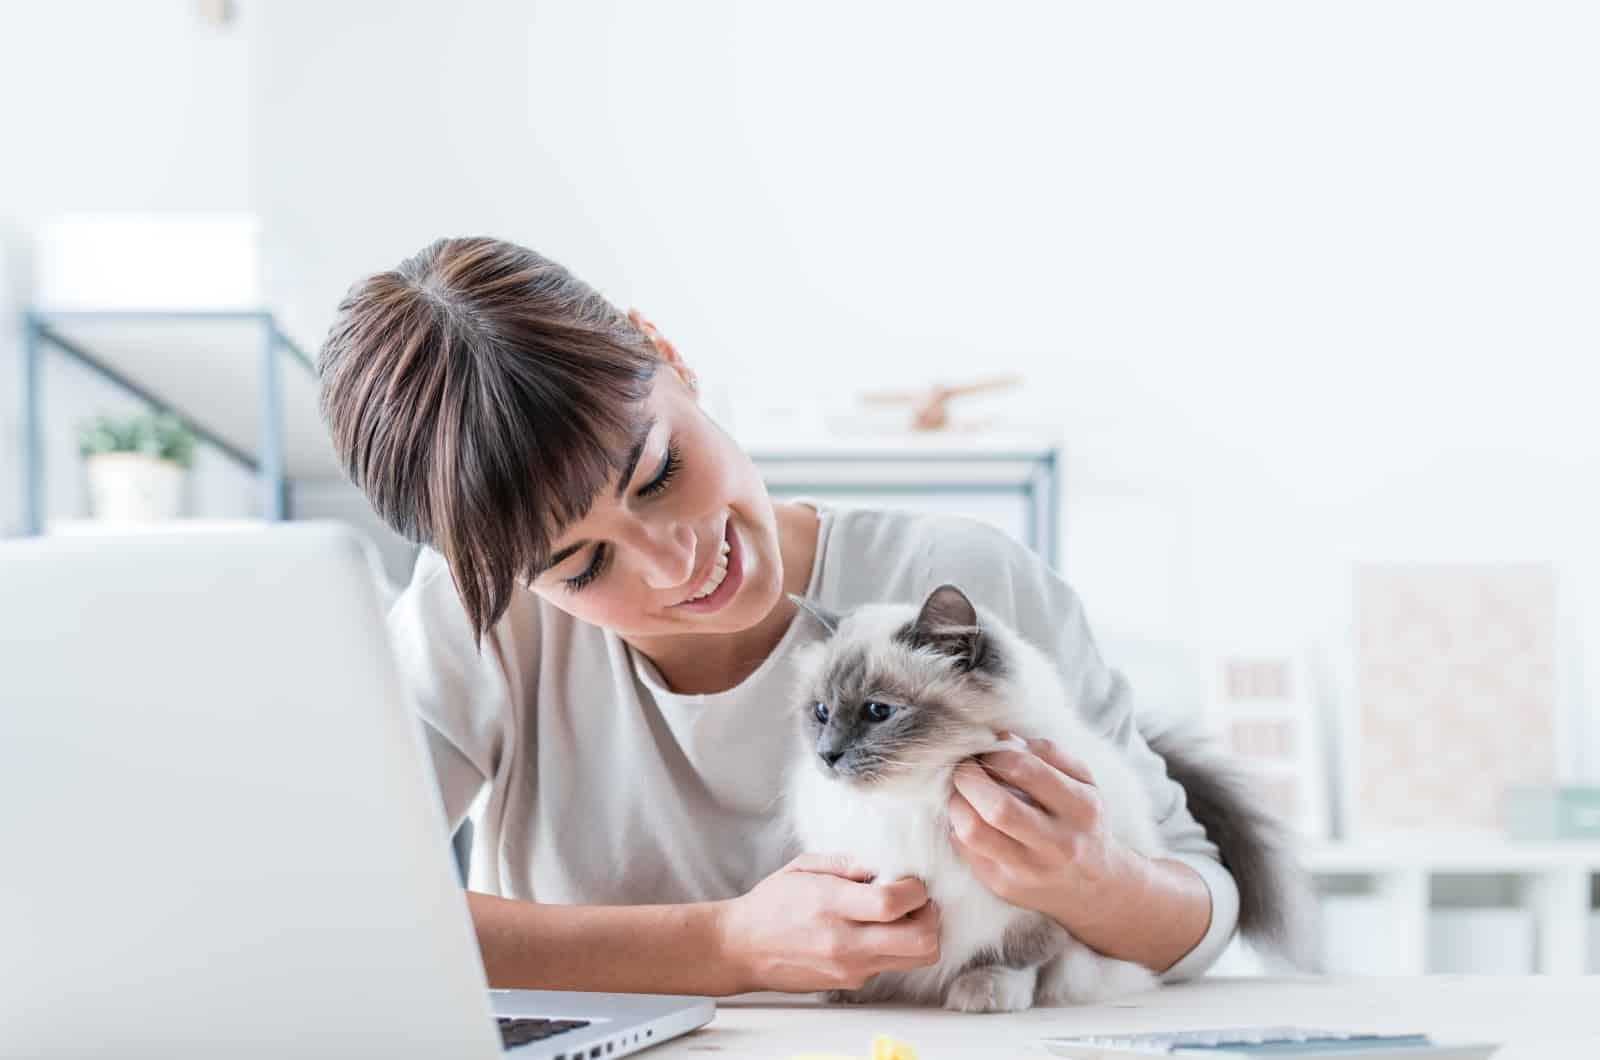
[0,523,713,1059]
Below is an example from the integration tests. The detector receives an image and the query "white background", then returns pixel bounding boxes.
[2,1,1596,787]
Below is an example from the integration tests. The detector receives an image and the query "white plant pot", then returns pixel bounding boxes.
[85,453,185,523]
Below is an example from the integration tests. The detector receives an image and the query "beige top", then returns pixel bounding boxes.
[388,503,1239,981]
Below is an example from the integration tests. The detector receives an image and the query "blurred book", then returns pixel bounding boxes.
[1504,785,1600,840]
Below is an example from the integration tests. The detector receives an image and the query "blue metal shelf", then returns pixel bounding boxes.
[19,309,318,534]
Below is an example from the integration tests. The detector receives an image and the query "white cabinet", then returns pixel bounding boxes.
[1217,836,1600,975]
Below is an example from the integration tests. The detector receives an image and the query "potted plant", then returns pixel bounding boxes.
[76,412,196,523]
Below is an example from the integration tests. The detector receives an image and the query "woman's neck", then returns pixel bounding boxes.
[629,501,820,696]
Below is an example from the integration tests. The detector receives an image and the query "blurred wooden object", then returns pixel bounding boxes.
[859,375,1022,431]
[197,0,234,27]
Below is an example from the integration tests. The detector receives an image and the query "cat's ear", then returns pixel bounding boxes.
[916,583,978,632]
[907,584,997,674]
[788,594,841,636]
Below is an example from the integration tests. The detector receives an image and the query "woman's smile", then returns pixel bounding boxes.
[670,517,743,614]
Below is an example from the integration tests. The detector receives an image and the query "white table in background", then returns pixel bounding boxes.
[746,432,1063,567]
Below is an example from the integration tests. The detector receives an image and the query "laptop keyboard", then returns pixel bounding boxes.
[497,1017,592,1051]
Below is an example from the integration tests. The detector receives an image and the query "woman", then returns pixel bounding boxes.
[316,236,1238,997]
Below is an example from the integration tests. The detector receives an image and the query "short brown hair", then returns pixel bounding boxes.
[318,236,657,640]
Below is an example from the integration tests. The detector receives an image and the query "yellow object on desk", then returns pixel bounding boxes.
[787,1033,919,1060]
[872,1035,918,1060]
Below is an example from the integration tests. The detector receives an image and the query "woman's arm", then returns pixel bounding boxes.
[1038,851,1212,974]
[467,892,742,995]
[467,854,942,996]
[948,737,1234,977]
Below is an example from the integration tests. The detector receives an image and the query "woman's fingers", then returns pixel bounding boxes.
[975,749,1063,813]
[788,851,875,883]
[948,779,1036,870]
[790,853,931,923]
[1023,737,1097,786]
[951,760,1046,846]
[846,900,942,963]
[977,748,1095,822]
[807,873,940,978]
[829,874,929,923]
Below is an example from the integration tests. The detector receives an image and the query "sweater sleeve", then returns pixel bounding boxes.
[386,549,518,835]
[918,515,1239,979]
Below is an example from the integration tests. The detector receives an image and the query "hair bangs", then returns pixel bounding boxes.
[427,327,656,640]
[317,236,659,643]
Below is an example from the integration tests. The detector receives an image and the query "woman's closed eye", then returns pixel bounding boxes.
[635,440,681,499]
[563,543,609,592]
[563,438,683,593]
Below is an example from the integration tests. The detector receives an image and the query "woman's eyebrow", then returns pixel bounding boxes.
[613,416,658,499]
[541,542,584,575]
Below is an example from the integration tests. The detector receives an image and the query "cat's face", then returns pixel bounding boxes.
[793,585,1008,790]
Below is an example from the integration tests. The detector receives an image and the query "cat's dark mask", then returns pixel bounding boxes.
[800,584,1002,784]
[790,584,997,672]
[895,584,1000,676]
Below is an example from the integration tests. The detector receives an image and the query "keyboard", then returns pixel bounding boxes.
[497,1017,592,1051]
[1040,1026,1500,1058]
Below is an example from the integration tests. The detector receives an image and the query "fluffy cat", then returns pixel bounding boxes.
[784,584,1317,1012]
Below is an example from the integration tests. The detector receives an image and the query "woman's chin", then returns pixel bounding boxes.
[728,556,786,630]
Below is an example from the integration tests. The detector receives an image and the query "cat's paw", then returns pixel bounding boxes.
[1037,943,1159,1006]
[942,965,1037,1013]
[822,988,872,1005]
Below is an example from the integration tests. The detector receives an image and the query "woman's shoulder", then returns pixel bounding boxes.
[821,505,1051,610]
[391,548,559,635]
[387,547,567,689]
[828,504,1025,554]
[388,548,472,642]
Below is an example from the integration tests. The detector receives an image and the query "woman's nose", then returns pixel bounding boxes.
[632,521,697,591]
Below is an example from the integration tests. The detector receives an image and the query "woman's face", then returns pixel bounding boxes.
[527,347,784,639]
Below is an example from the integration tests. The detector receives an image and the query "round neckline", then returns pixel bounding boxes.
[626,501,831,706]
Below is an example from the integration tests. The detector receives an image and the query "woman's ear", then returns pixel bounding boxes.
[628,308,697,395]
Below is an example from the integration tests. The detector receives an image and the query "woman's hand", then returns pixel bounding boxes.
[715,853,941,993]
[947,735,1132,932]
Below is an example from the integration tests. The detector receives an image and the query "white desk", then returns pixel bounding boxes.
[656,978,1599,1059]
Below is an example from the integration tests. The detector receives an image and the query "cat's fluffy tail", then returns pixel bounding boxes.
[1145,724,1323,972]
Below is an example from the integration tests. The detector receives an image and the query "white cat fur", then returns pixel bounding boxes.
[785,601,1166,1011]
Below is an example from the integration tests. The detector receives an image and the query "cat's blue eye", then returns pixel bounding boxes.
[864,701,895,722]
[814,702,829,724]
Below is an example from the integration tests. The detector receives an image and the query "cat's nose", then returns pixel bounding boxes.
[820,749,845,768]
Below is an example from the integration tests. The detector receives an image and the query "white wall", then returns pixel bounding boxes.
[0,0,260,529]
[9,1,1587,791]
[253,1,1600,789]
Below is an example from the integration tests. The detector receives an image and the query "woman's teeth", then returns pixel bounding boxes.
[684,537,732,603]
